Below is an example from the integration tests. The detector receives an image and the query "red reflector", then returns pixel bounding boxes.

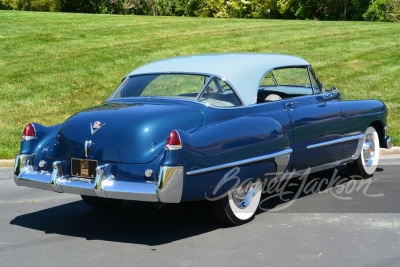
[165,130,182,150]
[22,123,36,140]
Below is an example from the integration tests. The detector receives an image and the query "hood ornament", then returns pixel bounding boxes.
[90,121,106,135]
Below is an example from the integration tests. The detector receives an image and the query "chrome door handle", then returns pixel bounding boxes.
[286,102,298,107]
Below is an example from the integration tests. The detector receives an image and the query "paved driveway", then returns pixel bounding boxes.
[0,157,399,266]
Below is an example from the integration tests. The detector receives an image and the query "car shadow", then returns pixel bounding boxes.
[10,164,386,245]
[10,200,221,246]
[257,164,362,212]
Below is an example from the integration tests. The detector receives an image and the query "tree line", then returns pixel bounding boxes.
[1,0,399,22]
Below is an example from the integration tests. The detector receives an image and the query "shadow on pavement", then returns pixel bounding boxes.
[11,200,221,245]
[10,164,398,244]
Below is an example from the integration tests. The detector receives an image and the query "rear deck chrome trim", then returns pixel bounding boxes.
[186,148,293,176]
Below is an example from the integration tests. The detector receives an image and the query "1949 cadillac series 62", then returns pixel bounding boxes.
[14,53,392,225]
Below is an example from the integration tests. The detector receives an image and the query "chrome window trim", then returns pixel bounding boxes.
[109,72,245,107]
[106,97,251,110]
[307,66,316,95]
[309,67,323,92]
[108,77,129,100]
[271,72,278,86]
[195,75,213,101]
[186,148,293,176]
[307,134,366,150]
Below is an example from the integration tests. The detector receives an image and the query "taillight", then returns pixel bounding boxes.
[165,130,182,150]
[22,123,37,141]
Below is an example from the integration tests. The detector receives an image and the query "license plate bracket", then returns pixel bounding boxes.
[71,159,98,178]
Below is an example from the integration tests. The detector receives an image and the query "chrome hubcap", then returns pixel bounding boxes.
[363,134,375,167]
[231,183,256,209]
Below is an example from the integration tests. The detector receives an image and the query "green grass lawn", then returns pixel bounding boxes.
[0,11,399,159]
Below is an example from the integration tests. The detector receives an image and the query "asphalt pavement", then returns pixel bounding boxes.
[0,157,399,266]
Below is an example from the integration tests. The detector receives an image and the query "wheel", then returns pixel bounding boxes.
[210,180,262,225]
[81,195,123,209]
[347,126,380,178]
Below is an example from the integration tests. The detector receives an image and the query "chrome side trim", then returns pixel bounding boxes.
[307,134,365,150]
[22,136,37,141]
[186,149,293,176]
[157,166,184,203]
[276,156,359,183]
[352,136,365,160]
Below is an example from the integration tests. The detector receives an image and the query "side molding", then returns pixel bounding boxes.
[186,148,293,176]
[307,134,365,150]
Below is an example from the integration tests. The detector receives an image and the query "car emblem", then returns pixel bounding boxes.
[90,121,105,135]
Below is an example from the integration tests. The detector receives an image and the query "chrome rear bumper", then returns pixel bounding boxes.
[14,154,183,203]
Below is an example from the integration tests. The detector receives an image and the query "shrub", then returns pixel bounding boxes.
[363,0,400,22]
[1,0,60,11]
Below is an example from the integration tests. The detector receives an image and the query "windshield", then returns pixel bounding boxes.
[110,74,243,107]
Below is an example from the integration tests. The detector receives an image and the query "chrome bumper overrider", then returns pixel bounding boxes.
[384,126,393,149]
[14,154,183,203]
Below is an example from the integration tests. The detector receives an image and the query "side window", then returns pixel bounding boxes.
[273,68,312,89]
[197,77,242,107]
[257,67,313,104]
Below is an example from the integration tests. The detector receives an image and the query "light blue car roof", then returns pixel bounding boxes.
[128,53,310,105]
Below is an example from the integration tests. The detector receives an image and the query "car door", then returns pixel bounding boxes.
[261,67,344,170]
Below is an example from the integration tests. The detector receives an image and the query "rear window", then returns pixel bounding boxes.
[110,74,242,107]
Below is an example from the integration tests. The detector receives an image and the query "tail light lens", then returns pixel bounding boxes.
[165,130,182,150]
[22,123,37,141]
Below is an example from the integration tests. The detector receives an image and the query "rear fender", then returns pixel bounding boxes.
[20,123,61,167]
[175,116,291,201]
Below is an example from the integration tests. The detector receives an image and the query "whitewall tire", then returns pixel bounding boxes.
[211,180,262,225]
[347,126,380,178]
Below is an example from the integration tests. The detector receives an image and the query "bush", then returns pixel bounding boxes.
[199,0,284,19]
[1,0,398,22]
[1,0,60,11]
[363,0,400,22]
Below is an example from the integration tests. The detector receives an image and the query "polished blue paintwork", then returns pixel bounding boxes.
[47,101,204,164]
[19,55,390,202]
[21,94,388,201]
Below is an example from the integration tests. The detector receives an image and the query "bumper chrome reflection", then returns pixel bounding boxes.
[14,154,184,203]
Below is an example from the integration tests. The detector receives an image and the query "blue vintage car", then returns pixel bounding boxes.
[14,53,392,225]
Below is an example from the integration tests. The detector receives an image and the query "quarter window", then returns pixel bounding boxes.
[197,77,242,107]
